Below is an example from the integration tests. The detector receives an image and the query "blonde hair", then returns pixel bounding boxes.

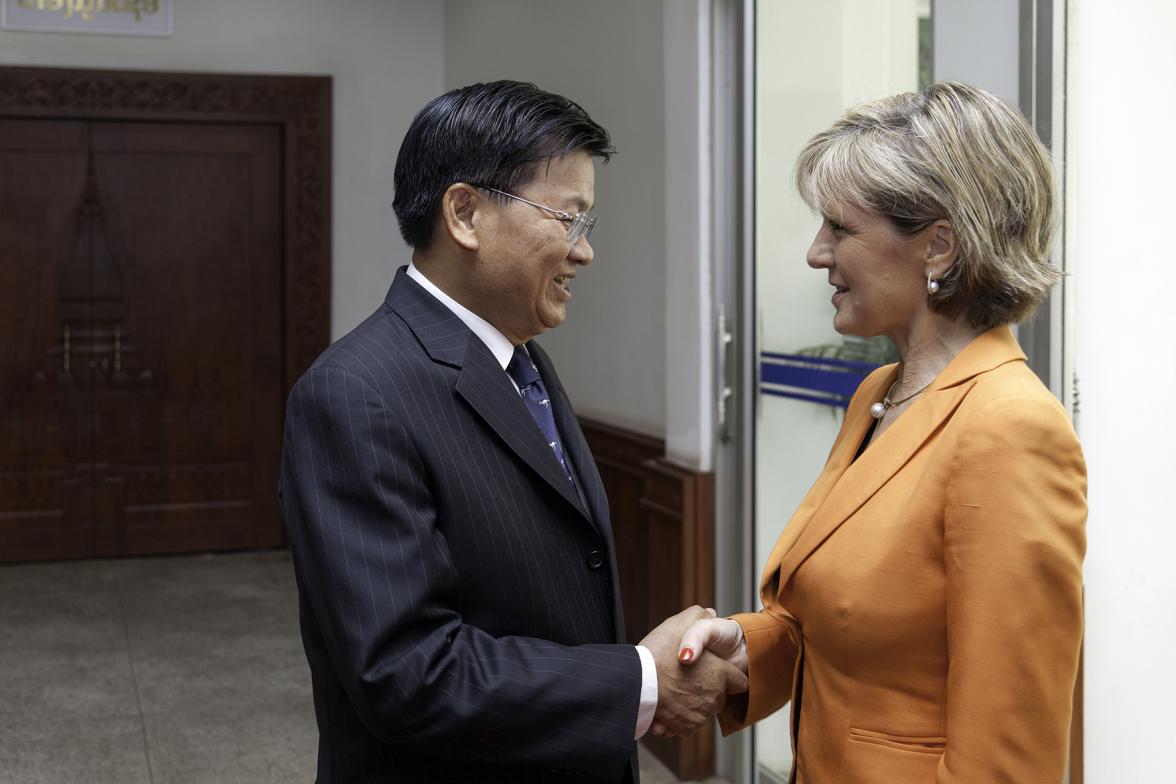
[795,82,1058,329]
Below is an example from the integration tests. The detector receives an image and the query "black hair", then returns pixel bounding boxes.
[392,80,614,249]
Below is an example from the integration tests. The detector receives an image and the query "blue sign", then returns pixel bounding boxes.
[760,352,879,408]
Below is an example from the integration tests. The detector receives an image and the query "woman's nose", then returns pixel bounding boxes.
[807,228,831,269]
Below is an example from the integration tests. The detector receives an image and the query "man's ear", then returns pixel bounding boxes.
[441,183,481,252]
[926,219,959,279]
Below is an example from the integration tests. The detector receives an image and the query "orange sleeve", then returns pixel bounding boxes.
[718,608,802,735]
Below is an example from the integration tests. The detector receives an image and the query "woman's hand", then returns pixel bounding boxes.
[678,616,748,674]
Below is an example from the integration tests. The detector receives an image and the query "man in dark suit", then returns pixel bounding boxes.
[278,81,746,783]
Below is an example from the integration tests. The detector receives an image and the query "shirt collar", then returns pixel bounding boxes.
[406,261,518,371]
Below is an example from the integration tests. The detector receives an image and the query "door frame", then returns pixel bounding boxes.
[0,66,332,398]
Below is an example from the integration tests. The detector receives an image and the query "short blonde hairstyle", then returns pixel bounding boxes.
[795,82,1058,329]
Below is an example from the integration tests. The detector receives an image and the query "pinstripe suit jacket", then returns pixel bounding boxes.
[279,267,642,783]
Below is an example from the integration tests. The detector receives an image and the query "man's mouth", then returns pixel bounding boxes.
[554,275,572,292]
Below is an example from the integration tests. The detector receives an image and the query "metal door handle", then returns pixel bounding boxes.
[717,304,734,442]
[63,322,70,374]
[114,323,121,373]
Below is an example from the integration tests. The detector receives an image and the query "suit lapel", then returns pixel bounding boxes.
[767,325,1028,597]
[454,339,593,521]
[529,341,611,534]
[529,340,626,641]
[385,268,593,523]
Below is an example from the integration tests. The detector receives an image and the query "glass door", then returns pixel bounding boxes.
[751,2,927,778]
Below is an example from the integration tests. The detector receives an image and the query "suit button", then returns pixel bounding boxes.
[586,549,605,570]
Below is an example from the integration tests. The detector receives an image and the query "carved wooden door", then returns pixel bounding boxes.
[0,118,285,561]
[0,119,94,559]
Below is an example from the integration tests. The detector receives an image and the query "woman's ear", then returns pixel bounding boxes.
[926,219,958,278]
[441,183,480,251]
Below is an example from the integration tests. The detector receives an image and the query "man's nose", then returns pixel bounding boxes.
[569,235,593,265]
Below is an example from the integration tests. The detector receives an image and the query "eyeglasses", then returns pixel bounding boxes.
[475,185,597,244]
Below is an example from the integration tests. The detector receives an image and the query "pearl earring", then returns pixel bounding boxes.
[927,271,940,295]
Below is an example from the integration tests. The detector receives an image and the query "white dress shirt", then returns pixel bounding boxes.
[406,262,658,739]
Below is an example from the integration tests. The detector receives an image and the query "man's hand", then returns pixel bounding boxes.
[639,606,749,738]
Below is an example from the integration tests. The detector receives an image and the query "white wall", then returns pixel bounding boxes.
[1071,0,1176,780]
[443,0,669,439]
[0,0,444,340]
[662,0,713,469]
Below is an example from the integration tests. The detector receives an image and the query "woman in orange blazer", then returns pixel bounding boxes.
[677,83,1086,782]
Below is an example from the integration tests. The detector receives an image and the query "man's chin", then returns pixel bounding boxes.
[539,306,568,331]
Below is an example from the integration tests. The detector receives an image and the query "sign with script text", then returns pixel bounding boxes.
[2,0,172,37]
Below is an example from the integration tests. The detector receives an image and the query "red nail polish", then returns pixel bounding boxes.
[678,648,695,663]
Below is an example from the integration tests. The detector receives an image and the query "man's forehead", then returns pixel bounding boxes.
[527,155,595,208]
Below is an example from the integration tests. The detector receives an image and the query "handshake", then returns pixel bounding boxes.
[638,605,749,738]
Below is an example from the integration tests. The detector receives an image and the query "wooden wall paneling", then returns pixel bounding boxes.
[580,417,663,645]
[579,417,719,781]
[639,458,716,781]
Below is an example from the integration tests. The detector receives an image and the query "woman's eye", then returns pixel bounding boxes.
[826,219,846,233]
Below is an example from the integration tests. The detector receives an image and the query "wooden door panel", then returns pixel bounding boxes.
[0,67,331,564]
[0,119,96,560]
[89,121,284,554]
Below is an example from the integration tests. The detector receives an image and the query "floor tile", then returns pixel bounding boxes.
[0,588,126,652]
[142,703,317,784]
[0,647,138,720]
[117,555,300,639]
[131,633,312,718]
[0,559,118,598]
[114,551,289,596]
[638,745,733,784]
[0,712,151,784]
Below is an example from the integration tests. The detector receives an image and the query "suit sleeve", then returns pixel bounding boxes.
[718,608,802,735]
[937,393,1087,782]
[279,364,640,779]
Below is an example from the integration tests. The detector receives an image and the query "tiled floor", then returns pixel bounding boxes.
[0,552,312,784]
[0,551,729,783]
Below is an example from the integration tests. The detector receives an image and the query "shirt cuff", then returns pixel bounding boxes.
[634,645,658,739]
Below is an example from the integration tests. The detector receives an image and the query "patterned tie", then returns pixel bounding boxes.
[507,345,577,486]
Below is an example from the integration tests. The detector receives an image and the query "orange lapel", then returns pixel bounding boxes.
[764,326,1028,601]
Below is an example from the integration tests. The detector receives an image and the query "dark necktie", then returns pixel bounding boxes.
[507,346,578,487]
